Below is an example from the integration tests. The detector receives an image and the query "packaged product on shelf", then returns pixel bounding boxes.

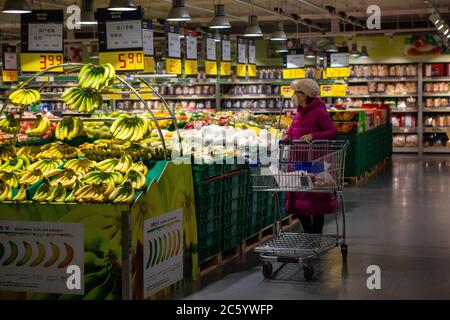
[393,134,406,147]
[377,83,386,93]
[405,134,418,147]
[386,84,396,95]
[389,65,396,77]
[363,65,371,77]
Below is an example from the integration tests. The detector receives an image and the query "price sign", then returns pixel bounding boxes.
[237,38,247,64]
[144,56,155,73]
[2,70,18,82]
[282,68,305,79]
[330,52,349,67]
[167,31,181,58]
[325,67,350,78]
[99,51,144,71]
[186,35,197,60]
[142,28,154,56]
[221,37,231,62]
[28,23,63,52]
[320,84,347,97]
[248,41,256,64]
[20,53,63,72]
[237,63,247,77]
[2,46,17,70]
[166,58,182,74]
[184,60,198,75]
[220,62,231,76]
[106,20,142,50]
[286,54,305,68]
[280,85,294,98]
[206,36,216,61]
[247,64,256,77]
[205,60,217,76]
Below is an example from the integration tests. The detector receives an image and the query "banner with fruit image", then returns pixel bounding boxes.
[0,220,83,294]
[0,203,126,300]
[130,161,198,300]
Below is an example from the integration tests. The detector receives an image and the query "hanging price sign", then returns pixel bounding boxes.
[2,45,18,82]
[282,68,305,79]
[247,64,256,77]
[329,52,349,67]
[247,39,256,78]
[280,85,294,97]
[205,60,217,76]
[184,60,198,75]
[166,58,182,74]
[286,54,305,68]
[320,84,347,97]
[237,63,247,77]
[144,56,155,73]
[20,53,63,72]
[99,51,144,71]
[221,36,231,62]
[166,26,181,58]
[220,62,231,76]
[142,20,154,56]
[325,67,350,78]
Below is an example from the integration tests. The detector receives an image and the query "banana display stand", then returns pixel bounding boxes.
[0,64,198,300]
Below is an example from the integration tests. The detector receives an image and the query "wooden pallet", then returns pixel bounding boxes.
[199,215,298,275]
[345,157,391,185]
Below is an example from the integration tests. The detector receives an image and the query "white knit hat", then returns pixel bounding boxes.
[290,79,320,98]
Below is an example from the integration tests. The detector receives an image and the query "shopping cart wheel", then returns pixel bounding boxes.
[303,263,314,281]
[262,262,273,279]
[341,243,348,263]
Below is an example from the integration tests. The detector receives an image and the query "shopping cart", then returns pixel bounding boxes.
[251,139,349,280]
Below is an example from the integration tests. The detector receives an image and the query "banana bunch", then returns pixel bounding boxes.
[12,184,28,201]
[74,183,115,203]
[114,154,133,174]
[110,114,149,141]
[62,87,103,113]
[108,181,135,204]
[123,170,146,190]
[96,158,119,172]
[64,158,97,174]
[32,179,56,202]
[64,180,82,203]
[47,168,80,189]
[19,169,43,185]
[0,180,12,201]
[0,113,20,133]
[0,156,30,172]
[81,170,123,186]
[0,171,19,188]
[55,117,84,141]
[78,63,115,90]
[130,161,148,176]
[0,145,16,162]
[27,159,63,172]
[26,114,51,136]
[16,145,41,163]
[8,89,41,106]
[37,142,78,159]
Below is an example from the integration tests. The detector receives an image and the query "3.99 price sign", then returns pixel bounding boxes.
[99,50,144,71]
[20,53,63,72]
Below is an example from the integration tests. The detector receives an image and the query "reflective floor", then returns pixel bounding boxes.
[169,155,450,300]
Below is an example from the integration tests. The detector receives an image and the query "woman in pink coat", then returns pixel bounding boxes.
[282,79,338,234]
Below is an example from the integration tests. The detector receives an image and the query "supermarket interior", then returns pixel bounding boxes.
[0,0,450,302]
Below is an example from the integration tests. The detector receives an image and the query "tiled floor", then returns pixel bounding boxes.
[168,155,450,300]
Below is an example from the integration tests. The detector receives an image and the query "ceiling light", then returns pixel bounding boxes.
[244,15,263,37]
[305,45,315,58]
[360,45,369,58]
[167,0,191,22]
[350,43,360,58]
[275,43,288,53]
[429,13,440,25]
[210,4,231,29]
[108,0,137,11]
[326,39,338,52]
[437,21,445,30]
[2,0,31,14]
[214,31,221,42]
[270,21,287,41]
[77,0,97,25]
[444,28,449,35]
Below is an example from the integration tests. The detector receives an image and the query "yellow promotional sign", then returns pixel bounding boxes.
[131,93,153,100]
[325,67,350,78]
[282,68,305,79]
[220,62,231,76]
[205,61,217,76]
[280,85,294,98]
[1,70,18,82]
[320,84,347,97]
[184,60,198,75]
[99,51,144,71]
[20,53,63,72]
[166,58,182,75]
[144,56,155,73]
[247,64,256,77]
[237,63,247,77]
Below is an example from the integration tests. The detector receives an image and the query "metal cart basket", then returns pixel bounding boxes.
[251,139,349,280]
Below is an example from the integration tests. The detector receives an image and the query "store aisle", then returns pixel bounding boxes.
[168,155,450,300]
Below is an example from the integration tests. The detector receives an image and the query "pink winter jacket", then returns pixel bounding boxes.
[285,98,338,215]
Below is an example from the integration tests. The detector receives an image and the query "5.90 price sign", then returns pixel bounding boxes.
[99,51,144,71]
[20,53,63,72]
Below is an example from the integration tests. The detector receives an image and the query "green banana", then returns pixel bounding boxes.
[83,267,117,300]
[16,241,32,266]
[2,241,18,266]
